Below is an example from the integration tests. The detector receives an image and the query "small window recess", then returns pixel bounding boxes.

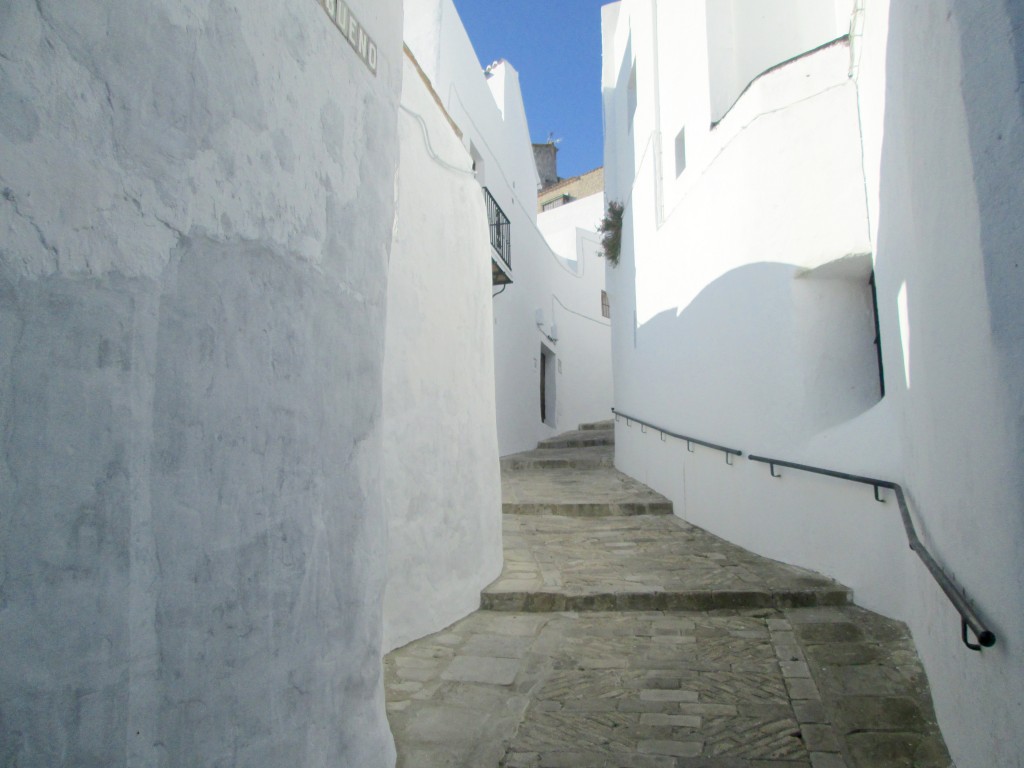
[627,63,638,133]
[674,127,686,177]
[470,143,485,184]
[601,290,611,319]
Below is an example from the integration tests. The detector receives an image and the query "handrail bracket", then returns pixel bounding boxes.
[962,618,983,652]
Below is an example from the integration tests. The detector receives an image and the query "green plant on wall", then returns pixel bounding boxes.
[598,201,624,266]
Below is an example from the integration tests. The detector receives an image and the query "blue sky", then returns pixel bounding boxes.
[451,0,609,179]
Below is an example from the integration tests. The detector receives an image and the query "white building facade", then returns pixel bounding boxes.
[405,0,613,457]
[602,2,1024,765]
[381,46,503,653]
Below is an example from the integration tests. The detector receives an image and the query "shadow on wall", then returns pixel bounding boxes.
[633,261,881,446]
[869,1,1024,765]
[968,0,1024,372]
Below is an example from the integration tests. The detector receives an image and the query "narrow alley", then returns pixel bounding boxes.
[385,424,951,767]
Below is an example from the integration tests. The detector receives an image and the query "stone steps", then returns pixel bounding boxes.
[385,425,953,767]
[495,427,849,612]
[502,467,673,517]
[536,427,614,450]
[500,444,614,471]
[482,514,851,613]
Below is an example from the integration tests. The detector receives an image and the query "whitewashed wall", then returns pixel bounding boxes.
[405,0,612,455]
[603,0,898,615]
[706,0,849,123]
[382,53,503,653]
[854,1,1024,764]
[0,0,401,764]
[488,63,613,453]
[603,1,875,457]
[603,1,1024,765]
[537,193,614,434]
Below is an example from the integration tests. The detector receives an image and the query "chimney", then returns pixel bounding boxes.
[533,142,559,190]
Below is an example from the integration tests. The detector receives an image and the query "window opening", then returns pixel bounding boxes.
[627,63,638,132]
[470,143,485,184]
[675,127,686,177]
[601,290,611,319]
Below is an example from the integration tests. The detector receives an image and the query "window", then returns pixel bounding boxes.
[470,143,484,184]
[601,290,611,319]
[627,63,637,132]
[675,127,686,177]
[541,194,574,211]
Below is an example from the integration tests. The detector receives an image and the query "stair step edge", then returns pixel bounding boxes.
[480,588,852,613]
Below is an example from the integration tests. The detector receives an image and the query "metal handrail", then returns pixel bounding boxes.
[748,454,996,651]
[611,408,742,464]
[609,404,996,651]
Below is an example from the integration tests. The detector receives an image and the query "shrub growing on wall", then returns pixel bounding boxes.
[598,201,624,266]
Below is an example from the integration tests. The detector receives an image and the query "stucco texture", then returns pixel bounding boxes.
[0,0,402,765]
[382,53,503,653]
[602,2,1024,766]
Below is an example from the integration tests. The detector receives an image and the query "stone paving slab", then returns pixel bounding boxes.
[503,467,673,516]
[482,515,851,612]
[385,606,950,767]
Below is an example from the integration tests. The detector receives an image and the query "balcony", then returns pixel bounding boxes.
[484,187,512,285]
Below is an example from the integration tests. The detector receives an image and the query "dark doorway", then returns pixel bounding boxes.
[540,344,556,427]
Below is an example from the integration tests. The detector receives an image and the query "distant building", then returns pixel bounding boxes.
[533,142,560,188]
[537,167,605,213]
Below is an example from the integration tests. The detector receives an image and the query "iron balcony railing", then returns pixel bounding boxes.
[612,407,996,652]
[483,187,511,273]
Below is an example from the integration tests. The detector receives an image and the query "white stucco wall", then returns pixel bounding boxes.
[406,0,613,455]
[706,0,850,123]
[604,0,899,617]
[853,1,1024,764]
[0,0,401,764]
[604,2,874,458]
[536,193,615,434]
[489,172,613,454]
[604,1,1024,765]
[382,53,503,653]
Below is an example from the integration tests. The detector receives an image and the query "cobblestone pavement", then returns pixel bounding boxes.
[385,426,952,767]
[385,606,949,768]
